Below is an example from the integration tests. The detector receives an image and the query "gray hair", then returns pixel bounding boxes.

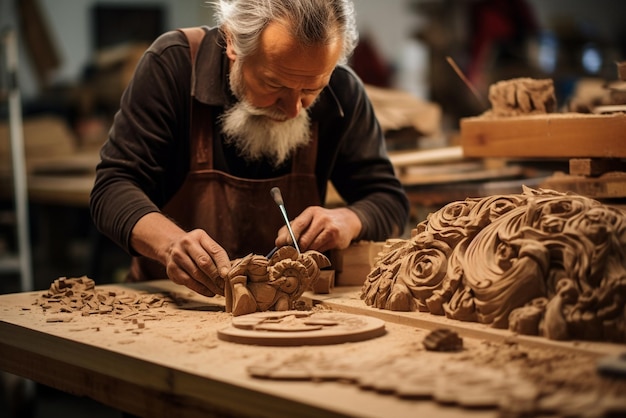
[212,0,358,64]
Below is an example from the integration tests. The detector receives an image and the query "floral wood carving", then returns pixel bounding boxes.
[361,187,626,342]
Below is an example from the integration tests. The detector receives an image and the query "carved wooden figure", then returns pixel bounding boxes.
[225,246,331,316]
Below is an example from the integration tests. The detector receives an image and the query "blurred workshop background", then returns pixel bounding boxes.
[1,0,625,293]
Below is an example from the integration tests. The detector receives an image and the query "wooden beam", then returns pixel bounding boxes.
[460,113,626,158]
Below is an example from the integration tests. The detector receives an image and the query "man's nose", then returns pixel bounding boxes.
[277,91,303,119]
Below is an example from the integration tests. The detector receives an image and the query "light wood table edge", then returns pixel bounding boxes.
[0,320,348,418]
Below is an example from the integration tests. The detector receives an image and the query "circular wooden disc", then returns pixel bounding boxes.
[217,310,386,346]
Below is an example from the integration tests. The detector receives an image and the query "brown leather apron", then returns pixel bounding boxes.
[128,28,320,282]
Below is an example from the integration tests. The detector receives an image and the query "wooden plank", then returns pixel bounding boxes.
[399,165,524,186]
[388,146,465,168]
[460,113,626,158]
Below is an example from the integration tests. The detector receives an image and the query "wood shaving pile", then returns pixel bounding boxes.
[33,276,176,323]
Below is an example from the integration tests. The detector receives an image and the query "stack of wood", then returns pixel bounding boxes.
[460,63,626,201]
[543,62,626,199]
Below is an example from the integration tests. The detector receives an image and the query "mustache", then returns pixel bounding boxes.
[236,101,288,121]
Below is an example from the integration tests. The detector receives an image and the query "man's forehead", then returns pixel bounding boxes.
[253,21,342,80]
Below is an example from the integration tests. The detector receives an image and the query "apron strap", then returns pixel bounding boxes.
[178,27,206,97]
[179,27,214,170]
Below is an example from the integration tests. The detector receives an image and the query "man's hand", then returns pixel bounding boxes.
[163,229,231,297]
[130,213,231,297]
[275,206,362,253]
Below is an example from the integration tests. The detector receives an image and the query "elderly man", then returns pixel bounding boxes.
[90,0,409,297]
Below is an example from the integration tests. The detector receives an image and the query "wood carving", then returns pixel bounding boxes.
[486,77,557,116]
[217,310,386,346]
[225,247,331,316]
[361,186,626,343]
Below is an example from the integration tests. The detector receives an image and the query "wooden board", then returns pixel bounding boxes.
[399,164,524,186]
[460,113,626,158]
[217,310,386,346]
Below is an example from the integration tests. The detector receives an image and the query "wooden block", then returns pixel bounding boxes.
[311,270,335,294]
[541,172,626,198]
[569,158,626,177]
[460,113,626,158]
[330,241,383,286]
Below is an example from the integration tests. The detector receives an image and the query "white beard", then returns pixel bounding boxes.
[220,60,312,168]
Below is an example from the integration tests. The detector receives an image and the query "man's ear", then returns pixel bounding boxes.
[224,30,237,61]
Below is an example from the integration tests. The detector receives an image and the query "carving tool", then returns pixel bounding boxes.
[270,187,301,255]
[446,55,489,111]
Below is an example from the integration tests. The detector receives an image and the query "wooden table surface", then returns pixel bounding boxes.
[1,280,498,418]
[1,280,624,417]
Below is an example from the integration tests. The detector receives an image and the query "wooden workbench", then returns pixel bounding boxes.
[1,280,624,417]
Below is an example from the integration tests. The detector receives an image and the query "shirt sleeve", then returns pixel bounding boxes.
[326,67,410,241]
[90,31,192,254]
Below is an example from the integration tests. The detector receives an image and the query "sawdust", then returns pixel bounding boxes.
[247,332,626,417]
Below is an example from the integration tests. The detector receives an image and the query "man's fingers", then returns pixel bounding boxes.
[199,236,231,278]
[171,250,224,296]
[195,254,220,278]
[166,263,219,297]
[289,208,314,237]
[276,208,316,249]
[164,229,231,297]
